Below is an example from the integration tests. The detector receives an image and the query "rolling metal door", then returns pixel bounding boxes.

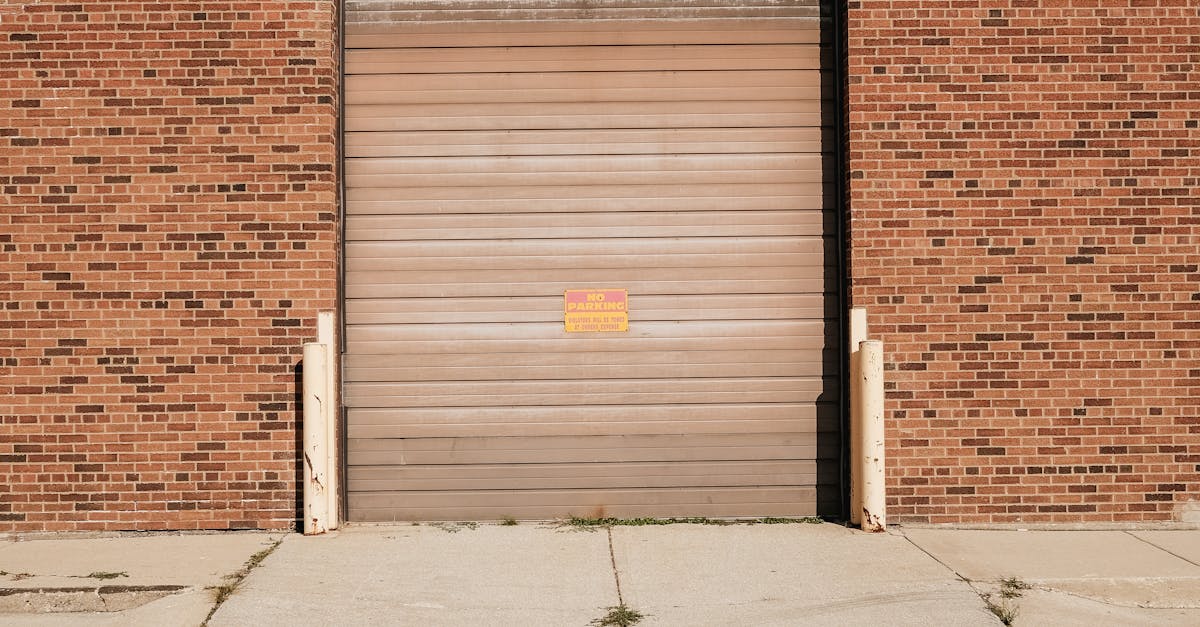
[344,0,839,521]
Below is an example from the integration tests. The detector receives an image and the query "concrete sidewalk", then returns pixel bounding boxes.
[0,531,283,626]
[3,523,1198,626]
[208,522,996,627]
[902,527,1200,626]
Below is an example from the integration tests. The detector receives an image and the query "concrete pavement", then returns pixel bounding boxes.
[3,522,1198,626]
[902,527,1200,626]
[211,523,617,626]
[210,522,996,627]
[0,532,283,626]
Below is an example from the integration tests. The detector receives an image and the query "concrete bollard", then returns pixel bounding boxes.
[859,339,886,532]
[317,312,339,530]
[848,307,868,526]
[303,342,329,535]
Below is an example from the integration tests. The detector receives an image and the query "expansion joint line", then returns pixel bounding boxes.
[901,533,985,594]
[1124,530,1200,568]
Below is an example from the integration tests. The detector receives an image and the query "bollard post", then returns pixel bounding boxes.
[317,312,339,530]
[848,307,868,526]
[302,342,328,535]
[859,339,886,532]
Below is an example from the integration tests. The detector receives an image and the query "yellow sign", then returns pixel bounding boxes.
[564,289,628,333]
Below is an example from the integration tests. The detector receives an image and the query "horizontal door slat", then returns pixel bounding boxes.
[348,402,835,425]
[346,70,825,102]
[346,168,825,188]
[347,389,827,407]
[348,27,819,49]
[347,70,823,92]
[347,208,827,228]
[349,432,823,451]
[345,361,831,384]
[346,334,834,356]
[347,44,821,75]
[348,419,829,439]
[348,0,822,17]
[348,4,822,25]
[345,227,828,241]
[349,236,829,258]
[348,460,823,491]
[346,196,827,215]
[346,112,826,132]
[346,296,832,312]
[344,277,833,299]
[346,294,833,323]
[348,319,828,342]
[348,17,821,46]
[348,181,825,201]
[347,153,823,175]
[346,250,829,272]
[348,439,830,463]
[349,375,830,398]
[346,130,829,159]
[345,268,829,293]
[349,87,818,105]
[345,348,827,369]
[345,101,824,123]
[348,407,841,441]
[349,486,822,522]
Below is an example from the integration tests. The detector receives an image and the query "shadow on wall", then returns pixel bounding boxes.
[815,0,848,520]
[293,360,305,530]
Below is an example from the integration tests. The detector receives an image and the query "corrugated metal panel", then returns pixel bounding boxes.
[344,1,838,521]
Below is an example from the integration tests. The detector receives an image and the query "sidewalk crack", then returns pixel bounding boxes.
[606,527,624,606]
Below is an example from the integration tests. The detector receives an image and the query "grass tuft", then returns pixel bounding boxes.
[757,517,824,524]
[431,521,480,533]
[559,515,826,529]
[591,604,645,627]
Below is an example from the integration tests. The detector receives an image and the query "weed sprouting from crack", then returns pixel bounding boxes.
[982,592,1018,626]
[201,537,283,626]
[758,517,824,524]
[500,516,519,526]
[0,570,34,581]
[999,576,1031,599]
[87,571,129,580]
[431,521,479,533]
[591,604,645,627]
[979,576,1029,626]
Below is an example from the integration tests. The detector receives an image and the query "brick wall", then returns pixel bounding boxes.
[847,1,1200,523]
[0,2,339,531]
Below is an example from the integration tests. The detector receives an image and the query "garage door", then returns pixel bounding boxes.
[344,0,839,521]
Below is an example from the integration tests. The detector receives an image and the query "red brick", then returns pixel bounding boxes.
[0,1,339,532]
